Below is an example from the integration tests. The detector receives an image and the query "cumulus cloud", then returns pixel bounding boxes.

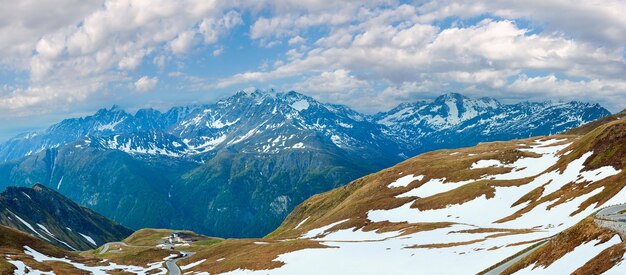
[0,0,625,126]
[134,76,158,92]
[416,0,626,47]
[219,5,626,112]
[288,35,306,45]
[0,0,249,117]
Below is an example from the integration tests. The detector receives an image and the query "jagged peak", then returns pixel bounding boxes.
[95,104,127,116]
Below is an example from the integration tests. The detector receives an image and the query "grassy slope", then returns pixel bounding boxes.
[502,217,620,274]
[0,225,88,274]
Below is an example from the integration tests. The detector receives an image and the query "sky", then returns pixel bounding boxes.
[0,0,625,140]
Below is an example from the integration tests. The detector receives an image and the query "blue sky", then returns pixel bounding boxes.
[0,0,625,141]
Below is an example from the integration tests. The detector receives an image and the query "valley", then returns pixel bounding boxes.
[0,91,610,239]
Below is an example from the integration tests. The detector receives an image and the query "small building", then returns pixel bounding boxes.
[167,232,193,244]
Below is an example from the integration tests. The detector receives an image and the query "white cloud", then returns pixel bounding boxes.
[219,13,626,111]
[0,0,625,125]
[0,0,247,117]
[212,46,224,56]
[288,35,306,45]
[134,76,158,92]
[296,69,369,93]
[170,30,198,55]
[416,0,626,47]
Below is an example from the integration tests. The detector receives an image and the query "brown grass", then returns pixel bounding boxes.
[407,239,484,249]
[0,258,15,274]
[176,239,329,274]
[501,217,618,274]
[572,243,625,275]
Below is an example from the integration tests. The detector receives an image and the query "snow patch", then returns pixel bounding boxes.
[397,178,475,198]
[181,259,207,270]
[79,232,97,246]
[295,217,310,229]
[291,100,310,111]
[471,159,505,169]
[388,174,424,188]
[301,219,349,239]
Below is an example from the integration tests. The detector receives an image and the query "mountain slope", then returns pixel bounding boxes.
[0,184,133,250]
[0,146,192,231]
[169,117,626,274]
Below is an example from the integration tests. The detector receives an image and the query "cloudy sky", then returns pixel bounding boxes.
[1,0,625,140]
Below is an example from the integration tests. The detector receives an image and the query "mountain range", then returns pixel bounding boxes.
[0,91,611,238]
[0,108,624,274]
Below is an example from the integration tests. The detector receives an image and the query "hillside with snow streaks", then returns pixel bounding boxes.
[0,185,132,250]
[165,117,626,274]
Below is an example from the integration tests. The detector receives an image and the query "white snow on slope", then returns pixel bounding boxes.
[301,219,349,239]
[36,224,54,237]
[163,254,178,261]
[516,235,621,274]
[8,211,50,241]
[186,135,227,154]
[294,217,310,229]
[291,100,310,111]
[36,223,77,251]
[387,174,424,188]
[471,159,505,169]
[225,223,551,275]
[56,176,64,190]
[223,138,625,275]
[291,142,305,149]
[23,245,166,274]
[210,118,240,129]
[397,178,474,198]
[181,259,207,270]
[79,232,97,246]
[96,118,126,131]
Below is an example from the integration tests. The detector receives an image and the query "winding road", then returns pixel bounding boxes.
[595,204,626,240]
[98,242,128,254]
[166,251,196,275]
[484,243,545,275]
[98,241,195,274]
